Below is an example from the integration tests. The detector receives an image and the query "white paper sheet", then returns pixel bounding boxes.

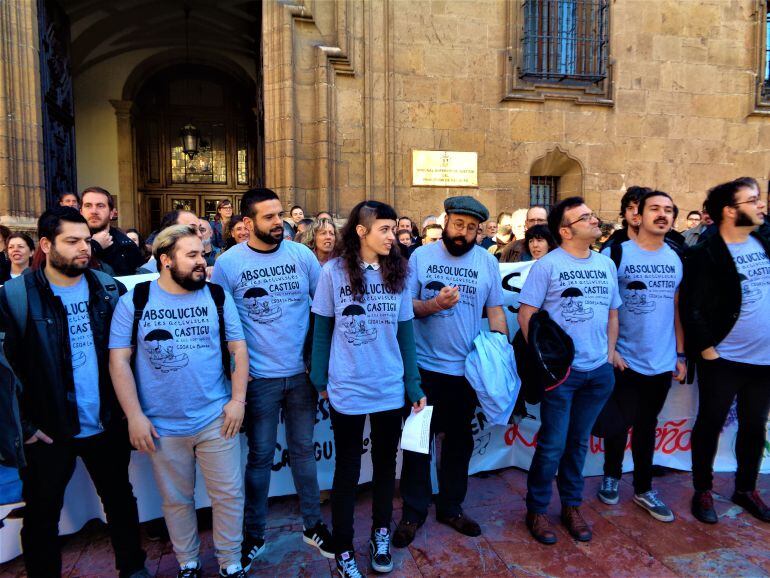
[400,406,433,454]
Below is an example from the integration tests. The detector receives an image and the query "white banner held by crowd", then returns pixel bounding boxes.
[0,263,767,563]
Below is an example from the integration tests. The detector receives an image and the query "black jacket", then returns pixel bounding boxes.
[0,268,123,441]
[680,230,770,356]
[91,226,144,276]
[0,345,24,468]
[602,227,685,253]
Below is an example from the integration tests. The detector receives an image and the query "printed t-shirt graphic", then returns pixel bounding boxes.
[407,241,504,376]
[51,276,102,438]
[602,240,682,375]
[716,236,770,365]
[109,282,245,436]
[519,247,621,371]
[311,258,413,415]
[211,241,321,378]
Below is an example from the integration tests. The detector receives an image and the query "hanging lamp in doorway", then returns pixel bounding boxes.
[179,2,199,159]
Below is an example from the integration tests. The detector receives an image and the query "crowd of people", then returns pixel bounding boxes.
[0,178,768,578]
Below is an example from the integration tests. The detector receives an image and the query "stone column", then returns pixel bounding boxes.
[110,99,137,229]
[0,0,46,231]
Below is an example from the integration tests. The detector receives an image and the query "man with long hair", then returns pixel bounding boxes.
[681,179,770,524]
[394,196,508,547]
[211,188,332,569]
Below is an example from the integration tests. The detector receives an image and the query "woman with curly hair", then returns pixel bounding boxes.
[300,218,338,265]
[310,200,425,577]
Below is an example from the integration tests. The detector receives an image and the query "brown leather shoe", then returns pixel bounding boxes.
[561,506,592,541]
[525,512,557,545]
[436,512,481,537]
[392,519,422,548]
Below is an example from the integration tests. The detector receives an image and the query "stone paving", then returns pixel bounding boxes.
[1,469,768,577]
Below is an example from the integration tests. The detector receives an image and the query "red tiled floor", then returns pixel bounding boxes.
[1,469,768,577]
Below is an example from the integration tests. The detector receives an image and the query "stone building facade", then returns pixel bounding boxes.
[1,0,770,232]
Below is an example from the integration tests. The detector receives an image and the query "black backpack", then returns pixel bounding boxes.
[130,281,231,379]
[513,310,574,405]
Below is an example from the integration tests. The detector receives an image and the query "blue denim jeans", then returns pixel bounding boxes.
[244,373,321,539]
[526,363,614,513]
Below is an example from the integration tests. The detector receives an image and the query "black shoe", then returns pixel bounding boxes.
[392,519,422,548]
[436,512,481,537]
[240,535,265,571]
[177,562,202,578]
[691,491,718,524]
[732,490,770,523]
[336,550,364,578]
[303,521,335,559]
[369,527,393,573]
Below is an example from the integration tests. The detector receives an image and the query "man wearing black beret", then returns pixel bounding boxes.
[393,196,508,547]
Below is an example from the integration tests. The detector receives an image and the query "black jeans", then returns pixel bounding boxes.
[399,369,478,523]
[692,357,770,493]
[20,428,146,578]
[603,368,672,494]
[330,406,402,553]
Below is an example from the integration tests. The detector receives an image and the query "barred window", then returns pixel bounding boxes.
[765,1,770,98]
[530,176,559,211]
[521,0,609,83]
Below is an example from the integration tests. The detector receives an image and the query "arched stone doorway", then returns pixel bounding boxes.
[124,63,261,233]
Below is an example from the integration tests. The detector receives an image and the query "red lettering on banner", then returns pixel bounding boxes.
[656,419,692,454]
[504,424,538,447]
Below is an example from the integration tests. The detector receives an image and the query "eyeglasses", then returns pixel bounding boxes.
[563,212,597,227]
[527,218,548,225]
[732,197,761,207]
[450,221,478,234]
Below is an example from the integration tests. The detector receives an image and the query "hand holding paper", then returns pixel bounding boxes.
[401,405,433,454]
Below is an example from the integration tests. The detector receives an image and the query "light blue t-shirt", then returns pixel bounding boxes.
[51,277,103,438]
[602,240,682,376]
[520,247,621,371]
[211,241,321,378]
[109,282,245,436]
[716,236,770,365]
[407,241,504,376]
[311,258,414,415]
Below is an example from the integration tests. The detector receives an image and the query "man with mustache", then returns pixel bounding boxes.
[597,191,686,522]
[393,196,508,547]
[110,224,249,578]
[681,178,770,524]
[0,207,148,578]
[80,186,144,276]
[211,189,332,568]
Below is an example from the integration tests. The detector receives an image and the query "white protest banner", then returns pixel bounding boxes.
[1,263,766,563]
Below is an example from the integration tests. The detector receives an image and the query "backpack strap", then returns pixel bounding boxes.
[130,281,152,366]
[3,276,28,338]
[206,282,231,379]
[89,269,121,310]
[609,242,623,270]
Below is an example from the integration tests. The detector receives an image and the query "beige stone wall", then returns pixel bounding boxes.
[263,0,770,227]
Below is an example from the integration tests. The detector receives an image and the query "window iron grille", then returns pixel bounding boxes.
[530,176,559,211]
[521,0,609,83]
[765,1,769,97]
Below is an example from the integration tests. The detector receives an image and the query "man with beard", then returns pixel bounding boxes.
[681,179,770,524]
[211,188,332,568]
[110,224,250,578]
[393,196,507,547]
[0,207,148,578]
[598,191,686,522]
[518,197,620,545]
[80,186,144,276]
